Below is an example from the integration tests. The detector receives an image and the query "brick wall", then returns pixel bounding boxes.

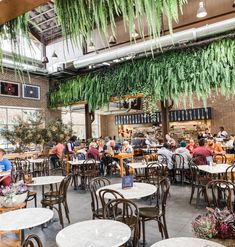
[100,93,235,137]
[0,69,61,122]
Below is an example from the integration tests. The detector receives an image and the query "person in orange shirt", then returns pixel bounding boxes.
[206,137,224,154]
[50,142,65,168]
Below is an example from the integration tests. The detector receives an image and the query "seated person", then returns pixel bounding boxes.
[217,126,228,139]
[157,143,173,170]
[186,139,198,154]
[50,141,65,168]
[206,137,224,154]
[87,142,100,160]
[122,141,133,175]
[175,141,192,169]
[77,141,87,157]
[226,135,235,154]
[0,149,12,187]
[96,138,107,153]
[192,138,213,165]
[65,135,77,155]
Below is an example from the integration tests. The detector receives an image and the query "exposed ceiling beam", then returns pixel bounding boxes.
[30,8,54,20]
[0,0,50,25]
[37,16,56,26]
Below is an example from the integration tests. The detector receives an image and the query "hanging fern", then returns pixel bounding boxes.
[49,39,235,111]
[55,0,188,45]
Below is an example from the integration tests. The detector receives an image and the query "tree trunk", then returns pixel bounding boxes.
[161,100,170,142]
[85,104,94,140]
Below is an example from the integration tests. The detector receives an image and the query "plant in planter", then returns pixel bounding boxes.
[192,207,235,241]
[0,182,28,208]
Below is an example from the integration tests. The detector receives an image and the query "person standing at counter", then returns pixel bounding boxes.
[0,149,12,187]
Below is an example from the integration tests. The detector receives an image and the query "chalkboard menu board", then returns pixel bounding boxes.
[115,107,211,125]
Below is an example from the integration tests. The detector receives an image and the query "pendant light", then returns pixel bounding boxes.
[51,51,58,60]
[196,1,207,18]
[109,35,117,45]
[233,0,235,8]
[88,40,95,50]
[42,56,49,64]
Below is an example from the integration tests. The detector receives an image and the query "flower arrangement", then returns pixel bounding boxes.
[192,207,235,240]
[0,183,28,199]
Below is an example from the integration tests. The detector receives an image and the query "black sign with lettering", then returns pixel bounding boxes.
[115,107,212,125]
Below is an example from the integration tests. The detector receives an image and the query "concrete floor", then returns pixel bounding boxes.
[2,177,205,247]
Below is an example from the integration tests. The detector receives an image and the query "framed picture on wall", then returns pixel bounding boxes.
[22,84,40,100]
[0,81,20,97]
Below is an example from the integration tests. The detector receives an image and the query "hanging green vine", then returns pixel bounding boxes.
[55,0,188,45]
[49,39,235,111]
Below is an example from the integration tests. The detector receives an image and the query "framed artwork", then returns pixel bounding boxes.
[22,84,40,100]
[0,81,20,97]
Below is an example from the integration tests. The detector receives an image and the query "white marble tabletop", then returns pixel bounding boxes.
[68,160,100,165]
[0,208,53,231]
[127,162,165,169]
[198,164,231,174]
[26,158,46,163]
[97,182,156,200]
[56,219,131,247]
[151,237,225,247]
[0,171,11,177]
[27,176,64,186]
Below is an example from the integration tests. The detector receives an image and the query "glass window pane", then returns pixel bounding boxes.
[0,108,7,125]
[7,109,22,124]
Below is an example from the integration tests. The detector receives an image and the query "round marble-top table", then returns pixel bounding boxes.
[0,208,53,241]
[28,176,64,186]
[97,182,157,200]
[56,219,131,247]
[150,237,225,247]
[27,176,64,198]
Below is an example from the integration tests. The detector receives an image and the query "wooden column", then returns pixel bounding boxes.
[161,101,170,142]
[85,104,94,140]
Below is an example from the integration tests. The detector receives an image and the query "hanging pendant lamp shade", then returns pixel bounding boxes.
[109,35,117,45]
[233,0,235,8]
[196,1,207,18]
[42,56,49,64]
[51,51,58,60]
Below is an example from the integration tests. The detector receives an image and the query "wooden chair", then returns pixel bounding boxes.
[41,174,72,228]
[225,164,235,183]
[188,160,210,207]
[145,162,167,185]
[205,180,235,211]
[22,234,43,247]
[139,178,170,246]
[89,177,111,219]
[82,159,99,189]
[213,154,227,164]
[104,198,140,247]
[98,188,124,217]
[172,153,187,185]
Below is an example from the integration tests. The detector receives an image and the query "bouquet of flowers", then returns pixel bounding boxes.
[0,182,28,199]
[192,207,235,240]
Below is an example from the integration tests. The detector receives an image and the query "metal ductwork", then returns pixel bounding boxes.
[73,18,235,69]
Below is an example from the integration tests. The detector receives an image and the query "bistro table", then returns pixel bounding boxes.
[27,175,64,198]
[56,219,131,247]
[114,153,134,177]
[25,158,46,175]
[150,237,225,247]
[68,160,100,190]
[97,182,156,200]
[198,164,231,174]
[0,208,53,243]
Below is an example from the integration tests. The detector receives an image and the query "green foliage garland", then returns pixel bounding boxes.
[55,0,188,45]
[49,39,235,111]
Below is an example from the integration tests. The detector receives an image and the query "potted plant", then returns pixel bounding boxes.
[0,182,28,208]
[192,207,235,247]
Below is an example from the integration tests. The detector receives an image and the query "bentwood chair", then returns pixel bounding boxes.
[205,180,235,211]
[139,178,170,246]
[82,159,99,189]
[213,154,227,164]
[172,153,187,185]
[41,174,72,228]
[188,160,210,207]
[104,198,140,247]
[98,188,124,217]
[145,162,167,185]
[225,164,235,183]
[89,177,111,219]
[22,234,43,247]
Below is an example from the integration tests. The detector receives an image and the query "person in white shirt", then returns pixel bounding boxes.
[217,126,228,139]
[175,141,192,169]
[157,143,173,170]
